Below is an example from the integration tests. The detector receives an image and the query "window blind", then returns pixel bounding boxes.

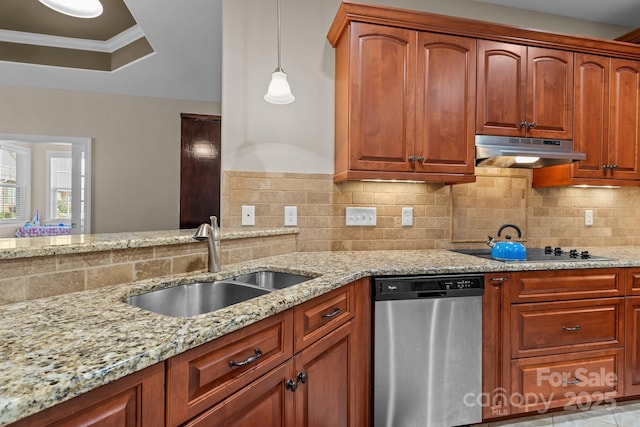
[0,143,30,223]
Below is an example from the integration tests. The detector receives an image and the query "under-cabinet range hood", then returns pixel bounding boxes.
[475,135,586,168]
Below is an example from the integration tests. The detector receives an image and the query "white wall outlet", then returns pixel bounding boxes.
[241,205,255,226]
[402,207,413,227]
[585,209,594,226]
[345,207,376,226]
[284,206,297,226]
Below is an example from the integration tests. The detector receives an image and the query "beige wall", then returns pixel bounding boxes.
[0,85,220,234]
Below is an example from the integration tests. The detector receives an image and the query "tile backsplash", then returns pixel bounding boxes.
[222,169,640,251]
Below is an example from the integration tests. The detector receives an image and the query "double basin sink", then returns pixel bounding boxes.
[126,271,314,318]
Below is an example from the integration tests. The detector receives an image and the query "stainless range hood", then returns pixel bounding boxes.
[475,135,586,168]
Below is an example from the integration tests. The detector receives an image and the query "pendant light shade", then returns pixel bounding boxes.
[264,69,295,104]
[264,0,295,104]
[38,0,103,18]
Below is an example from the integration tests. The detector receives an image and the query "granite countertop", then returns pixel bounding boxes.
[0,228,299,260]
[2,247,640,425]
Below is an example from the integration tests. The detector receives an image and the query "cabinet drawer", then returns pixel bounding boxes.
[626,269,640,295]
[166,310,293,427]
[294,283,355,352]
[511,269,623,303]
[511,349,623,414]
[511,298,624,358]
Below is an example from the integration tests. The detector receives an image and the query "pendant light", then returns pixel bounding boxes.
[38,0,103,19]
[264,0,295,104]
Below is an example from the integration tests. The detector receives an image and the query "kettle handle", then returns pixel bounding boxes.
[498,224,522,239]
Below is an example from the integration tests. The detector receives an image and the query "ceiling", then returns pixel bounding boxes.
[0,0,221,102]
[0,0,638,103]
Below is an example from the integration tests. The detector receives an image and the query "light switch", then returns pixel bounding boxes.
[242,205,255,226]
[284,206,297,226]
[585,209,594,226]
[345,207,376,226]
[402,207,413,226]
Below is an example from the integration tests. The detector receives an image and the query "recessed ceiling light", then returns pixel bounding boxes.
[38,0,104,19]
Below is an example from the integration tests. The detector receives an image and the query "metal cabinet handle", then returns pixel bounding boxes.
[527,121,537,128]
[563,377,582,385]
[490,276,509,283]
[229,348,263,367]
[408,155,416,162]
[321,307,341,318]
[297,372,308,384]
[416,156,425,164]
[286,379,298,392]
[562,325,582,332]
[520,121,528,128]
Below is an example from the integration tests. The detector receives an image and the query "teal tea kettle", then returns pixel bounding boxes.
[487,224,527,261]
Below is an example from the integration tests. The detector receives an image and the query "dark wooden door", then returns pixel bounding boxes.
[180,114,221,229]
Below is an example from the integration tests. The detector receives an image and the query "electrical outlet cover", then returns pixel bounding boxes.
[242,205,255,226]
[284,206,297,226]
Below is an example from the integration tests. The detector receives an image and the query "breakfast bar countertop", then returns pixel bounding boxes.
[2,247,640,426]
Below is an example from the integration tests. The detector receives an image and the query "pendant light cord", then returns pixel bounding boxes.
[276,0,283,71]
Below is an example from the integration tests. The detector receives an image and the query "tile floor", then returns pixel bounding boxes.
[473,400,640,426]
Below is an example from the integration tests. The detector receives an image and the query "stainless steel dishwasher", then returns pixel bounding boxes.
[373,274,484,427]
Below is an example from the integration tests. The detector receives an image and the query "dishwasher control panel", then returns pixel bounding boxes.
[373,274,484,301]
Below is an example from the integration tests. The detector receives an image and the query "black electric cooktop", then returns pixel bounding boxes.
[450,246,615,263]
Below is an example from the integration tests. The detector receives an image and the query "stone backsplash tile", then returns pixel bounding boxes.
[223,170,640,251]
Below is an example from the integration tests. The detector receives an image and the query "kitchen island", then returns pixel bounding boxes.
[2,247,640,425]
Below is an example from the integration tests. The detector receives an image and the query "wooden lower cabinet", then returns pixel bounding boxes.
[170,279,370,427]
[483,268,636,422]
[9,363,165,427]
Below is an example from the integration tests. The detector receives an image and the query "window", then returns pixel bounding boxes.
[46,151,72,223]
[0,143,30,224]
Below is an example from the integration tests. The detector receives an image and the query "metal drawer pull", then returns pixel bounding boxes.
[490,277,508,283]
[229,348,263,367]
[321,307,341,319]
[562,325,582,332]
[563,377,582,385]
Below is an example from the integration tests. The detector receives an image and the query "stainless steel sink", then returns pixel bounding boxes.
[228,270,313,289]
[126,281,271,318]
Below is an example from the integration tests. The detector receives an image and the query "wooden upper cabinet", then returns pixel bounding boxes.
[476,41,527,136]
[416,33,476,175]
[608,58,640,180]
[343,22,416,175]
[332,20,475,183]
[533,55,640,187]
[572,53,610,179]
[477,41,573,140]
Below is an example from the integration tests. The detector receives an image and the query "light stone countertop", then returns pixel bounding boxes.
[2,247,640,425]
[0,228,299,260]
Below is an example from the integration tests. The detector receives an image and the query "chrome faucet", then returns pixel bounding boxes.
[193,215,221,273]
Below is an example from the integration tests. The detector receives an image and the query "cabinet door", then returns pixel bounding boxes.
[482,273,511,420]
[526,47,574,139]
[572,53,610,178]
[347,22,416,173]
[609,58,640,180]
[476,40,527,136]
[416,33,475,174]
[183,363,295,427]
[625,296,640,395]
[293,321,355,427]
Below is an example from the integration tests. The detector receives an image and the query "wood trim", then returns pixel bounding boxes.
[333,170,477,183]
[327,1,640,60]
[617,28,640,44]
